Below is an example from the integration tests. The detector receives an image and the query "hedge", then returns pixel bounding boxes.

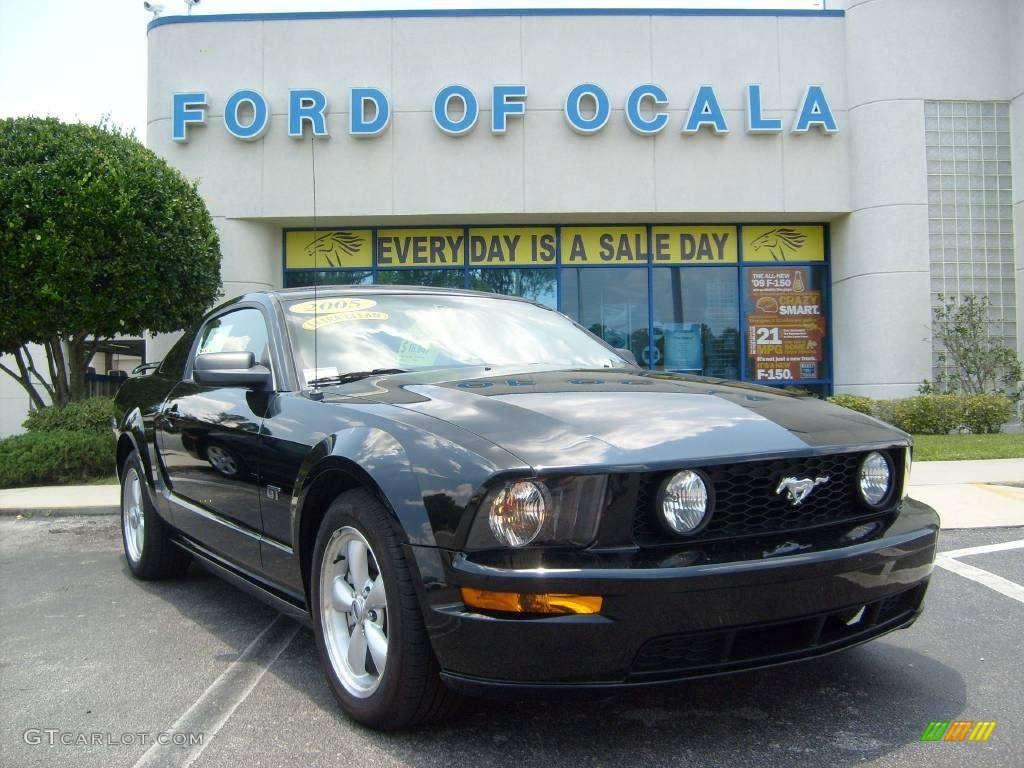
[22,397,115,435]
[826,394,874,416]
[0,431,115,488]
[960,394,1017,434]
[828,393,1014,435]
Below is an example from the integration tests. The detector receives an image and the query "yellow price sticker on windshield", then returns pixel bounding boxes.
[301,311,389,330]
[290,298,377,314]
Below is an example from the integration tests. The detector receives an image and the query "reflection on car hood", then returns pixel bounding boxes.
[328,368,907,471]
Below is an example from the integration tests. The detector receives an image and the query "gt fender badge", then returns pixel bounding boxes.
[775,476,829,506]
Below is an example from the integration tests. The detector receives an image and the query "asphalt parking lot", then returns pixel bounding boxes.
[1,516,1021,768]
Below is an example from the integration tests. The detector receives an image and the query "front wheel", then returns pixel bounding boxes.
[311,488,461,729]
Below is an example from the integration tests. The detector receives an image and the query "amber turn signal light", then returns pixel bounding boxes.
[460,587,603,615]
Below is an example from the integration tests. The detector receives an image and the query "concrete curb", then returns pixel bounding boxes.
[0,506,120,518]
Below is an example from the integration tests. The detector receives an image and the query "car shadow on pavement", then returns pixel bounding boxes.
[285,633,965,767]
[132,557,967,768]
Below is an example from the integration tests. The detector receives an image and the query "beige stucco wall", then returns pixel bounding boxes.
[141,4,1017,400]
[9,3,1019,437]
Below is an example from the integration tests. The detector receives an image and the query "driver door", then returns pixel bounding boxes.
[156,305,273,572]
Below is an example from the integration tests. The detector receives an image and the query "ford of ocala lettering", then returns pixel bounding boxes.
[113,286,938,729]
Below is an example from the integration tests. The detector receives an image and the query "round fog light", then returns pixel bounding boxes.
[858,451,892,507]
[658,470,711,535]
[488,481,549,547]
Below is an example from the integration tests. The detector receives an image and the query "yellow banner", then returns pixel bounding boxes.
[285,230,373,269]
[468,227,557,266]
[742,225,825,262]
[560,227,649,265]
[376,228,465,267]
[651,226,738,264]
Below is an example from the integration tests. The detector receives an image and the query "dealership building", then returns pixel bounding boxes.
[4,1,1021,434]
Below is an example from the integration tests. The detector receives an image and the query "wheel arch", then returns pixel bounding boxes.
[116,408,153,486]
[291,428,436,607]
[294,459,395,605]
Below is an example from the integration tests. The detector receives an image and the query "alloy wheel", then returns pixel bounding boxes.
[319,526,389,698]
[123,467,145,563]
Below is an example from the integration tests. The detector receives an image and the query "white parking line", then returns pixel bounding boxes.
[132,615,300,768]
[936,556,1024,605]
[940,538,1024,560]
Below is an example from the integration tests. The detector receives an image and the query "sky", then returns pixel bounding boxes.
[0,0,824,143]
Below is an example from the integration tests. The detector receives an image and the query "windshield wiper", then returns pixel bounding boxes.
[308,368,408,388]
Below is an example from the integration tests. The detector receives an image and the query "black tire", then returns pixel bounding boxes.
[120,450,190,580]
[310,488,462,729]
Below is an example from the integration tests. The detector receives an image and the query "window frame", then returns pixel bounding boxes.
[184,302,282,391]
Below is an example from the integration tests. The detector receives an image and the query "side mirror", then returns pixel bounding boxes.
[615,347,639,367]
[194,351,272,388]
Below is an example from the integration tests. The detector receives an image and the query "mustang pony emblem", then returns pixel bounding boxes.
[775,475,830,506]
[304,231,367,267]
[750,227,808,261]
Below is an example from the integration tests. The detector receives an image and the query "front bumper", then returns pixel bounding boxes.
[410,498,939,692]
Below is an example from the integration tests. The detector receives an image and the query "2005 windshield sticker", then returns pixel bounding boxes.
[288,298,389,330]
[745,268,825,382]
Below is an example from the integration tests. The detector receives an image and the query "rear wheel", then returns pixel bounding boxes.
[311,488,461,729]
[120,450,189,580]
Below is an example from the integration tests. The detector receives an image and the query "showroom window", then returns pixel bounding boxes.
[561,267,650,364]
[469,268,557,307]
[651,267,739,377]
[375,269,464,288]
[284,270,372,288]
[281,224,832,392]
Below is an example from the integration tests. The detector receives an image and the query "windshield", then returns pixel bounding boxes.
[283,293,627,385]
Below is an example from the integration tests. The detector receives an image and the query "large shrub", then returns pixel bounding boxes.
[22,397,115,435]
[0,431,115,488]
[924,294,1022,398]
[0,116,221,409]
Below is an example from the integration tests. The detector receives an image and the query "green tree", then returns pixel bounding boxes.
[0,117,222,407]
[922,294,1022,399]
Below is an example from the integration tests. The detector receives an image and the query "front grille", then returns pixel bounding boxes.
[631,584,925,679]
[633,451,897,545]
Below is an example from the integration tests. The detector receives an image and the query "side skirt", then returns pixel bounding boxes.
[173,536,313,628]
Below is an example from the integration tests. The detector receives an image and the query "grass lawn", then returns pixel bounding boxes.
[913,433,1024,461]
[88,475,120,485]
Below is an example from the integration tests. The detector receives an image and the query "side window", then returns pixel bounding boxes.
[195,308,270,369]
[157,329,196,379]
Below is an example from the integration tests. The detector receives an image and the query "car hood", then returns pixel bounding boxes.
[328,368,907,472]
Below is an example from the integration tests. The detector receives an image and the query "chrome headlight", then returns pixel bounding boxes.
[658,470,712,535]
[858,451,893,507]
[466,476,607,550]
[487,480,549,547]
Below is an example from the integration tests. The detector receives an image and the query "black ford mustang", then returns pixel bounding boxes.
[114,286,938,729]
